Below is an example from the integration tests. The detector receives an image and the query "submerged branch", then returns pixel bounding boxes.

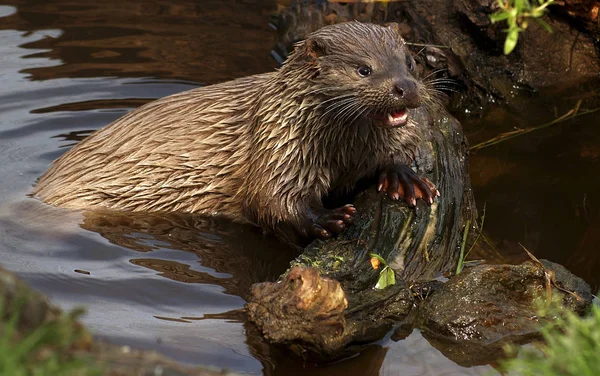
[471,101,600,151]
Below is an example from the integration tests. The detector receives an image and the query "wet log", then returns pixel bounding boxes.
[244,100,594,362]
[247,103,478,361]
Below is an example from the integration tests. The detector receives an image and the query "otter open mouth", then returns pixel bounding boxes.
[371,109,409,128]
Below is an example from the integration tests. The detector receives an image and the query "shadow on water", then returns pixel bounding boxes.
[80,211,298,299]
[0,0,598,375]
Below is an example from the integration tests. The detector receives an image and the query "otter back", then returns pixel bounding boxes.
[34,22,438,241]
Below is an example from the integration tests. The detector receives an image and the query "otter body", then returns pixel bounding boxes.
[34,22,438,240]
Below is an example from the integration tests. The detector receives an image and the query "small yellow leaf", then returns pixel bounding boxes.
[370,257,381,270]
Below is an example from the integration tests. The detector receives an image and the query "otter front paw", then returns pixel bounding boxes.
[377,165,439,207]
[309,204,356,240]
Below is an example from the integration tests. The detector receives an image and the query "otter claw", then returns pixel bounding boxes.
[309,204,357,240]
[312,226,332,240]
[378,165,438,207]
[333,204,356,224]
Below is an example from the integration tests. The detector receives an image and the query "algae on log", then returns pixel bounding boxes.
[247,104,477,360]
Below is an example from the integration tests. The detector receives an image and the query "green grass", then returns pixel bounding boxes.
[0,298,101,376]
[490,0,554,54]
[501,302,600,375]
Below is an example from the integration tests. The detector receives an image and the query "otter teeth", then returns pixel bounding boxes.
[387,110,408,127]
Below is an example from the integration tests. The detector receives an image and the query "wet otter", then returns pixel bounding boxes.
[34,21,439,241]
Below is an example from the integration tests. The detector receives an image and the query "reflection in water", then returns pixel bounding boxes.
[567,198,600,290]
[31,98,153,114]
[248,330,492,376]
[0,5,16,18]
[2,0,279,83]
[81,211,297,298]
[52,130,95,147]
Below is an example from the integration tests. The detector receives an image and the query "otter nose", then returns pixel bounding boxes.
[392,78,421,108]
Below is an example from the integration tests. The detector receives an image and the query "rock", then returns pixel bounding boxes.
[417,261,592,366]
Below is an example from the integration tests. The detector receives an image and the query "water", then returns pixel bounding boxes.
[0,1,598,375]
[463,84,600,292]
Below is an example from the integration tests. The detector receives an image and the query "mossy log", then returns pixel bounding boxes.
[247,105,478,360]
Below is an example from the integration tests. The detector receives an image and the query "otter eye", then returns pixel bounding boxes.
[406,56,415,71]
[357,66,372,77]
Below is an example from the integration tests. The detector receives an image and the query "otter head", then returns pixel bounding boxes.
[286,22,425,129]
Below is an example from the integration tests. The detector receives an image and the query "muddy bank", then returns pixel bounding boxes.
[0,265,237,376]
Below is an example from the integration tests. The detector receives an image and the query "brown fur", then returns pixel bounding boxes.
[34,22,433,239]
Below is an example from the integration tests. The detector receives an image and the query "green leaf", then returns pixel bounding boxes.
[504,29,519,55]
[530,8,545,18]
[386,267,396,286]
[375,266,396,290]
[535,17,553,32]
[490,12,511,23]
[514,0,525,13]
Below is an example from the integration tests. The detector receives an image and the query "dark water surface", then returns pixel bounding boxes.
[463,82,600,293]
[0,1,597,375]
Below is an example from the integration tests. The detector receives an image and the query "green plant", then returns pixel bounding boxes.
[369,253,396,289]
[501,302,600,375]
[490,0,555,54]
[455,219,471,275]
[0,299,100,376]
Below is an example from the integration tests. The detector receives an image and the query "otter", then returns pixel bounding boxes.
[33,21,439,241]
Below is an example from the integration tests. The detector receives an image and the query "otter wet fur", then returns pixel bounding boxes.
[34,22,440,242]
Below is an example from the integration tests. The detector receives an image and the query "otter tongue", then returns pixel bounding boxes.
[387,109,408,127]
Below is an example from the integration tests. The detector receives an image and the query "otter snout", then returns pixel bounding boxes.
[392,78,421,108]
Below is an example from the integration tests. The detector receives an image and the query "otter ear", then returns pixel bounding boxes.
[385,22,406,43]
[302,37,328,60]
[386,22,400,34]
